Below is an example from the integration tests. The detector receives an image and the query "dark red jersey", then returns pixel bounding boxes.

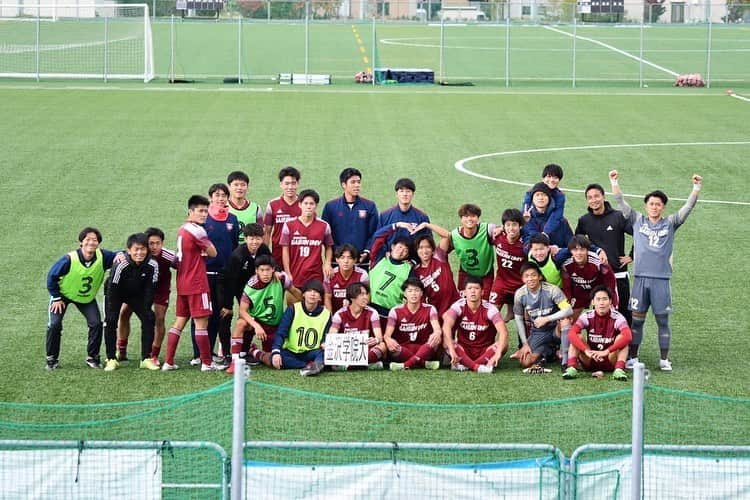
[561,252,618,309]
[445,299,502,350]
[324,266,369,312]
[331,306,380,337]
[387,303,438,345]
[175,222,212,295]
[279,217,334,288]
[263,196,301,265]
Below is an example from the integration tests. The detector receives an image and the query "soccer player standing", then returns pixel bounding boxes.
[45,227,121,370]
[489,208,527,322]
[162,195,224,372]
[609,170,702,371]
[227,170,263,244]
[413,234,459,318]
[263,166,301,266]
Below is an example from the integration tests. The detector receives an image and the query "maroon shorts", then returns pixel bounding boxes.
[175,292,212,319]
[489,286,515,307]
[153,288,170,307]
[585,357,616,372]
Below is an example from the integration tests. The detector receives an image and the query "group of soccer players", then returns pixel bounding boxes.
[45,164,703,379]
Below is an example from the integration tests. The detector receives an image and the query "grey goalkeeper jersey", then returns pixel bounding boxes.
[614,192,698,279]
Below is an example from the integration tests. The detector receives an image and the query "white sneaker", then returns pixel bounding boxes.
[424,360,440,370]
[625,357,639,370]
[367,361,384,370]
[189,357,201,367]
[201,362,228,372]
[389,362,405,371]
[476,364,493,374]
[659,359,672,372]
[161,362,179,371]
[451,363,468,372]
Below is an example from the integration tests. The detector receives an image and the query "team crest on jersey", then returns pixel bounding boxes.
[358,210,368,219]
[226,223,234,231]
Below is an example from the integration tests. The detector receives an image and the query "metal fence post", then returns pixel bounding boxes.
[705,1,712,88]
[35,7,40,82]
[170,14,175,82]
[104,15,109,83]
[631,362,646,500]
[238,16,242,84]
[439,17,444,83]
[230,358,246,500]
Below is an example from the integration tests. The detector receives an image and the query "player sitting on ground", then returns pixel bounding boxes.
[227,255,301,374]
[102,233,159,371]
[563,285,631,381]
[385,278,443,371]
[324,244,369,313]
[270,280,331,377]
[443,276,509,374]
[513,262,573,369]
[328,282,387,370]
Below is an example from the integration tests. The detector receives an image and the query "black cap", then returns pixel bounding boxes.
[531,182,552,198]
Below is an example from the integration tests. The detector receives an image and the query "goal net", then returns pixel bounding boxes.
[0,3,154,82]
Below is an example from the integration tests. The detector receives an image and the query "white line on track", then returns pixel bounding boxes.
[543,25,679,77]
[454,141,750,206]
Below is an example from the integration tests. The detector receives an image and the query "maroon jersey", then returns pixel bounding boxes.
[570,308,631,352]
[491,231,525,295]
[561,252,618,309]
[415,253,459,316]
[175,222,213,295]
[324,266,369,312]
[279,217,334,288]
[445,299,502,350]
[154,248,177,300]
[387,303,438,345]
[331,306,380,337]
[263,196,301,265]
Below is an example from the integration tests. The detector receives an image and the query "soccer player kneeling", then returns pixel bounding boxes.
[563,286,631,381]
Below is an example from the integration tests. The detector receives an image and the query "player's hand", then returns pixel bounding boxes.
[323,264,334,279]
[448,348,458,365]
[597,249,609,265]
[533,316,550,329]
[549,244,560,257]
[522,204,532,221]
[359,251,370,264]
[427,332,442,348]
[271,353,282,369]
[692,174,703,185]
[619,255,633,266]
[113,252,127,264]
[512,343,531,359]
[256,326,267,341]
[384,337,398,352]
[410,222,428,234]
[49,300,65,314]
[220,307,232,318]
[609,170,619,182]
[367,336,378,347]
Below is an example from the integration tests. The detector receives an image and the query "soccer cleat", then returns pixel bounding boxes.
[201,362,228,372]
[104,359,120,372]
[424,360,440,370]
[367,361,384,371]
[659,359,673,372]
[161,362,179,371]
[189,357,201,367]
[612,368,628,381]
[139,358,159,371]
[299,361,324,377]
[46,357,59,371]
[562,367,579,379]
[476,364,493,374]
[85,357,102,369]
[226,361,235,374]
[212,354,225,364]
[115,351,128,362]
[389,362,405,371]
[625,357,639,370]
[451,363,468,372]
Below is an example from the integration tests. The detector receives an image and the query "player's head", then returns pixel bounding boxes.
[208,183,230,206]
[463,275,483,302]
[144,227,165,256]
[78,227,102,244]
[530,182,552,211]
[590,285,614,314]
[401,277,424,304]
[501,208,524,240]
[243,223,265,253]
[187,195,210,224]
[457,204,482,228]
[414,234,436,263]
[345,282,370,304]
[301,279,324,307]
[585,183,606,213]
[390,236,412,261]
[254,255,277,283]
[339,168,362,197]
[394,178,416,206]
[125,232,149,264]
[541,163,563,189]
[278,166,301,198]
[644,190,668,219]
[298,189,319,217]
[334,244,359,271]
[520,262,544,290]
[529,233,551,262]
[227,171,250,200]
[568,235,591,263]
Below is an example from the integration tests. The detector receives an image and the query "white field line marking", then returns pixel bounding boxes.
[731,92,750,103]
[454,141,750,206]
[543,25,679,77]
[0,36,136,55]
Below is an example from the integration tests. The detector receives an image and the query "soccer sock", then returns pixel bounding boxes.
[165,328,181,365]
[368,346,383,363]
[476,345,498,367]
[453,345,478,371]
[397,344,416,361]
[150,344,161,359]
[405,344,435,369]
[195,329,212,365]
[655,314,671,353]
[560,323,571,366]
[116,338,128,357]
[231,338,243,358]
[615,360,626,370]
[567,357,579,369]
[630,316,645,357]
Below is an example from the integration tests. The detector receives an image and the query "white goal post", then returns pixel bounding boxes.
[0,3,154,82]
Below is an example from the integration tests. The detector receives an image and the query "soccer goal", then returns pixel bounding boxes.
[0,3,154,82]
